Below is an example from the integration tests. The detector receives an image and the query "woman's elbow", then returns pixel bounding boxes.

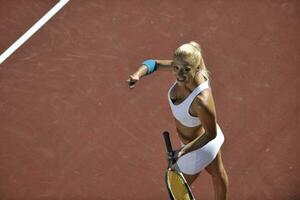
[207,126,217,140]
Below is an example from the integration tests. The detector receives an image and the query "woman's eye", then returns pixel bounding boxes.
[184,68,191,72]
[174,66,179,70]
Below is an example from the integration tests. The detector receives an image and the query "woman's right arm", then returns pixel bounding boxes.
[126,59,173,88]
[156,60,173,70]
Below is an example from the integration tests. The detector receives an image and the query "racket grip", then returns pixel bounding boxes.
[163,131,174,157]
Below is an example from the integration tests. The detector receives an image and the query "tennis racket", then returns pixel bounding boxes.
[162,131,195,200]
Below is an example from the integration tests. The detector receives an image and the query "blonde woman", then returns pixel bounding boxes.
[127,41,228,200]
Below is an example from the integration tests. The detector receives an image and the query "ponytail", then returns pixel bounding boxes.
[188,41,210,80]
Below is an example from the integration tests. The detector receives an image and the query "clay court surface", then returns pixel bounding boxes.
[0,0,299,199]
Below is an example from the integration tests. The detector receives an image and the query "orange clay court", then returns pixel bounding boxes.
[0,0,299,199]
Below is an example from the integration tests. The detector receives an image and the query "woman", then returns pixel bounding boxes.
[127,41,228,200]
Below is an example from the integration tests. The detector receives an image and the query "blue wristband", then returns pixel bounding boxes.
[142,59,157,74]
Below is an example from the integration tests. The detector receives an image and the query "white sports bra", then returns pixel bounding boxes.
[167,81,210,127]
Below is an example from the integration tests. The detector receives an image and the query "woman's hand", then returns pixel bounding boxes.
[126,65,148,89]
[126,74,140,89]
[173,147,186,162]
[170,148,185,171]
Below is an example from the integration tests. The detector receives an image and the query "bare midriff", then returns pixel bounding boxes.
[175,119,206,145]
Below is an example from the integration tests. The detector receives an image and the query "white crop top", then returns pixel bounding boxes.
[167,81,210,127]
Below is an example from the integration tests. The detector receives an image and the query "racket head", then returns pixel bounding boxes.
[165,168,195,200]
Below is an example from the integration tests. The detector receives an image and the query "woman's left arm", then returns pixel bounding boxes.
[180,92,217,156]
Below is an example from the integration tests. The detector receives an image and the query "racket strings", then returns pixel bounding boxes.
[167,170,192,200]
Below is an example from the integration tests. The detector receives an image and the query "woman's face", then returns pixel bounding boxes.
[172,57,198,84]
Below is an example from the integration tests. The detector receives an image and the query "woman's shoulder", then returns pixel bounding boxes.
[169,81,178,99]
[194,71,208,86]
[194,72,212,104]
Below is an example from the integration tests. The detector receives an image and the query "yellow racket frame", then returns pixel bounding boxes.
[165,168,195,200]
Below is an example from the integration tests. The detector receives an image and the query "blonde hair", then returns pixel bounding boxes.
[174,41,210,79]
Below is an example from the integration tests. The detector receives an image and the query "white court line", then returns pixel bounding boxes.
[0,0,70,64]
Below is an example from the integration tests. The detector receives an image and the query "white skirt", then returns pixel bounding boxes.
[176,124,225,175]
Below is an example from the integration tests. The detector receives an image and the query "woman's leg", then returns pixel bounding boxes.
[183,171,201,186]
[205,151,228,200]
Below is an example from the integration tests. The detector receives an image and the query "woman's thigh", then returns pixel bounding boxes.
[205,150,225,176]
[183,171,201,186]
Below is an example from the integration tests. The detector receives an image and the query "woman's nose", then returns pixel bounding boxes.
[178,69,184,75]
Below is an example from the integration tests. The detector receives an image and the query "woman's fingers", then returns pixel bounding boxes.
[173,148,185,161]
[130,74,139,81]
[126,79,135,88]
[129,81,135,88]
[126,75,139,89]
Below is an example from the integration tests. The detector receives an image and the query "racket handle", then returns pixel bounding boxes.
[162,131,174,159]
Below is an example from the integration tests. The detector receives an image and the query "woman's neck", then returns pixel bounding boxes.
[176,79,197,92]
[181,73,207,91]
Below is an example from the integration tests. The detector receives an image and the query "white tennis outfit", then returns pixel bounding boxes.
[168,80,225,175]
